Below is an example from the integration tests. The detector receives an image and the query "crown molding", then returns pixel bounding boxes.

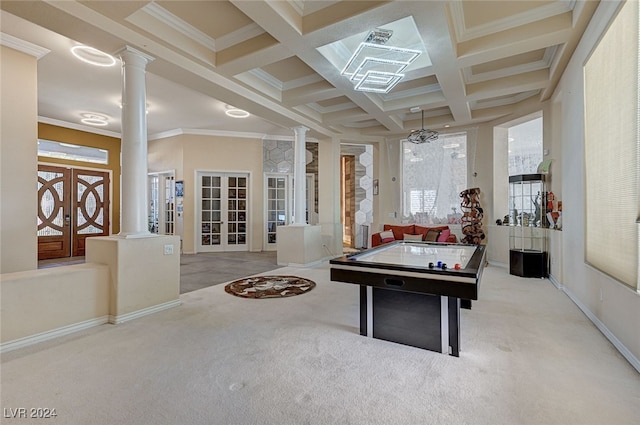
[249,68,284,91]
[0,33,50,59]
[141,2,216,51]
[149,128,318,143]
[471,90,539,110]
[38,116,121,138]
[449,0,574,43]
[216,23,266,51]
[282,74,325,91]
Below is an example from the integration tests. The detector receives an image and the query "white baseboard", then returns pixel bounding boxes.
[548,273,563,290]
[109,299,182,324]
[562,285,640,373]
[0,316,109,354]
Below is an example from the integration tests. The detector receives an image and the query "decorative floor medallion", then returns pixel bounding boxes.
[224,275,316,299]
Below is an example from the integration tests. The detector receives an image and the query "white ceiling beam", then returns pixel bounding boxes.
[456,12,573,68]
[466,69,549,102]
[282,82,342,107]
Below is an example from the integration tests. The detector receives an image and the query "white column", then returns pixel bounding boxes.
[293,126,309,225]
[116,46,155,237]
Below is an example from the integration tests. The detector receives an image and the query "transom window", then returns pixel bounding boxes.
[38,139,108,164]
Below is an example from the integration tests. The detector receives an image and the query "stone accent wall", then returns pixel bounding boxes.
[263,139,318,214]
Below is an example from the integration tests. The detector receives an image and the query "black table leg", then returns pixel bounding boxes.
[360,285,367,336]
[448,297,460,357]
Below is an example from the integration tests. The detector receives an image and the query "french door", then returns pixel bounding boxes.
[37,165,110,259]
[197,172,249,252]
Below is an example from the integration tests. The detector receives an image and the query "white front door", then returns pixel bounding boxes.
[197,172,249,252]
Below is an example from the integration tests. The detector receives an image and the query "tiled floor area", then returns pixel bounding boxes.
[37,251,282,294]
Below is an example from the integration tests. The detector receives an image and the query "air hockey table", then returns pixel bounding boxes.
[330,241,486,357]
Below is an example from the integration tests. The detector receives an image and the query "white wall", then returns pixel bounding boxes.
[455,1,640,367]
[554,0,639,367]
[149,134,264,254]
[0,45,38,273]
[1,264,110,347]
[86,235,180,323]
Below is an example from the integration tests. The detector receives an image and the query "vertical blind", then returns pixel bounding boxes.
[584,0,639,290]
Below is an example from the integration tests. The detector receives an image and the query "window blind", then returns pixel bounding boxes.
[584,0,639,289]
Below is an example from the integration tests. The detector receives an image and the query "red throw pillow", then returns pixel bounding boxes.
[437,228,451,242]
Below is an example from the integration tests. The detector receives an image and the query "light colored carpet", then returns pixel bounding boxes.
[1,264,638,425]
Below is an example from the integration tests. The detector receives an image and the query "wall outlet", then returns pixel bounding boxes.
[164,244,174,255]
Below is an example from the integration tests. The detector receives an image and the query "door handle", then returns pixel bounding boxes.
[64,214,71,226]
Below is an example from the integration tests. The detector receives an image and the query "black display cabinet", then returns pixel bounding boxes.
[508,174,548,278]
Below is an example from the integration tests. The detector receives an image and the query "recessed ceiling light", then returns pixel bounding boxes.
[444,124,450,128]
[80,113,109,126]
[71,45,116,67]
[442,143,460,149]
[225,107,250,118]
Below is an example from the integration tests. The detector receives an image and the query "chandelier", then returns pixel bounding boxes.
[341,28,421,94]
[406,110,438,144]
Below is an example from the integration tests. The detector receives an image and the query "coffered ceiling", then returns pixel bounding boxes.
[0,0,598,141]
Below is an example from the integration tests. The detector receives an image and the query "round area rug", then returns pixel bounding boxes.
[224,275,316,299]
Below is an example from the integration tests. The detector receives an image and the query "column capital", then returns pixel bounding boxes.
[292,126,309,136]
[114,45,155,65]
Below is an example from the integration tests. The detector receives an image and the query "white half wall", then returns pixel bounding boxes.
[1,264,110,348]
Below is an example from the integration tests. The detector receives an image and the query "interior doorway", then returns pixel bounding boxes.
[148,171,176,235]
[341,155,356,248]
[197,171,249,252]
[37,164,110,260]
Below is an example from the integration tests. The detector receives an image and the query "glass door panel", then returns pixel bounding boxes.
[164,176,175,234]
[200,175,222,247]
[227,175,247,247]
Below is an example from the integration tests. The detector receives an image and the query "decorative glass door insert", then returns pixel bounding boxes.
[38,165,71,259]
[73,169,109,256]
